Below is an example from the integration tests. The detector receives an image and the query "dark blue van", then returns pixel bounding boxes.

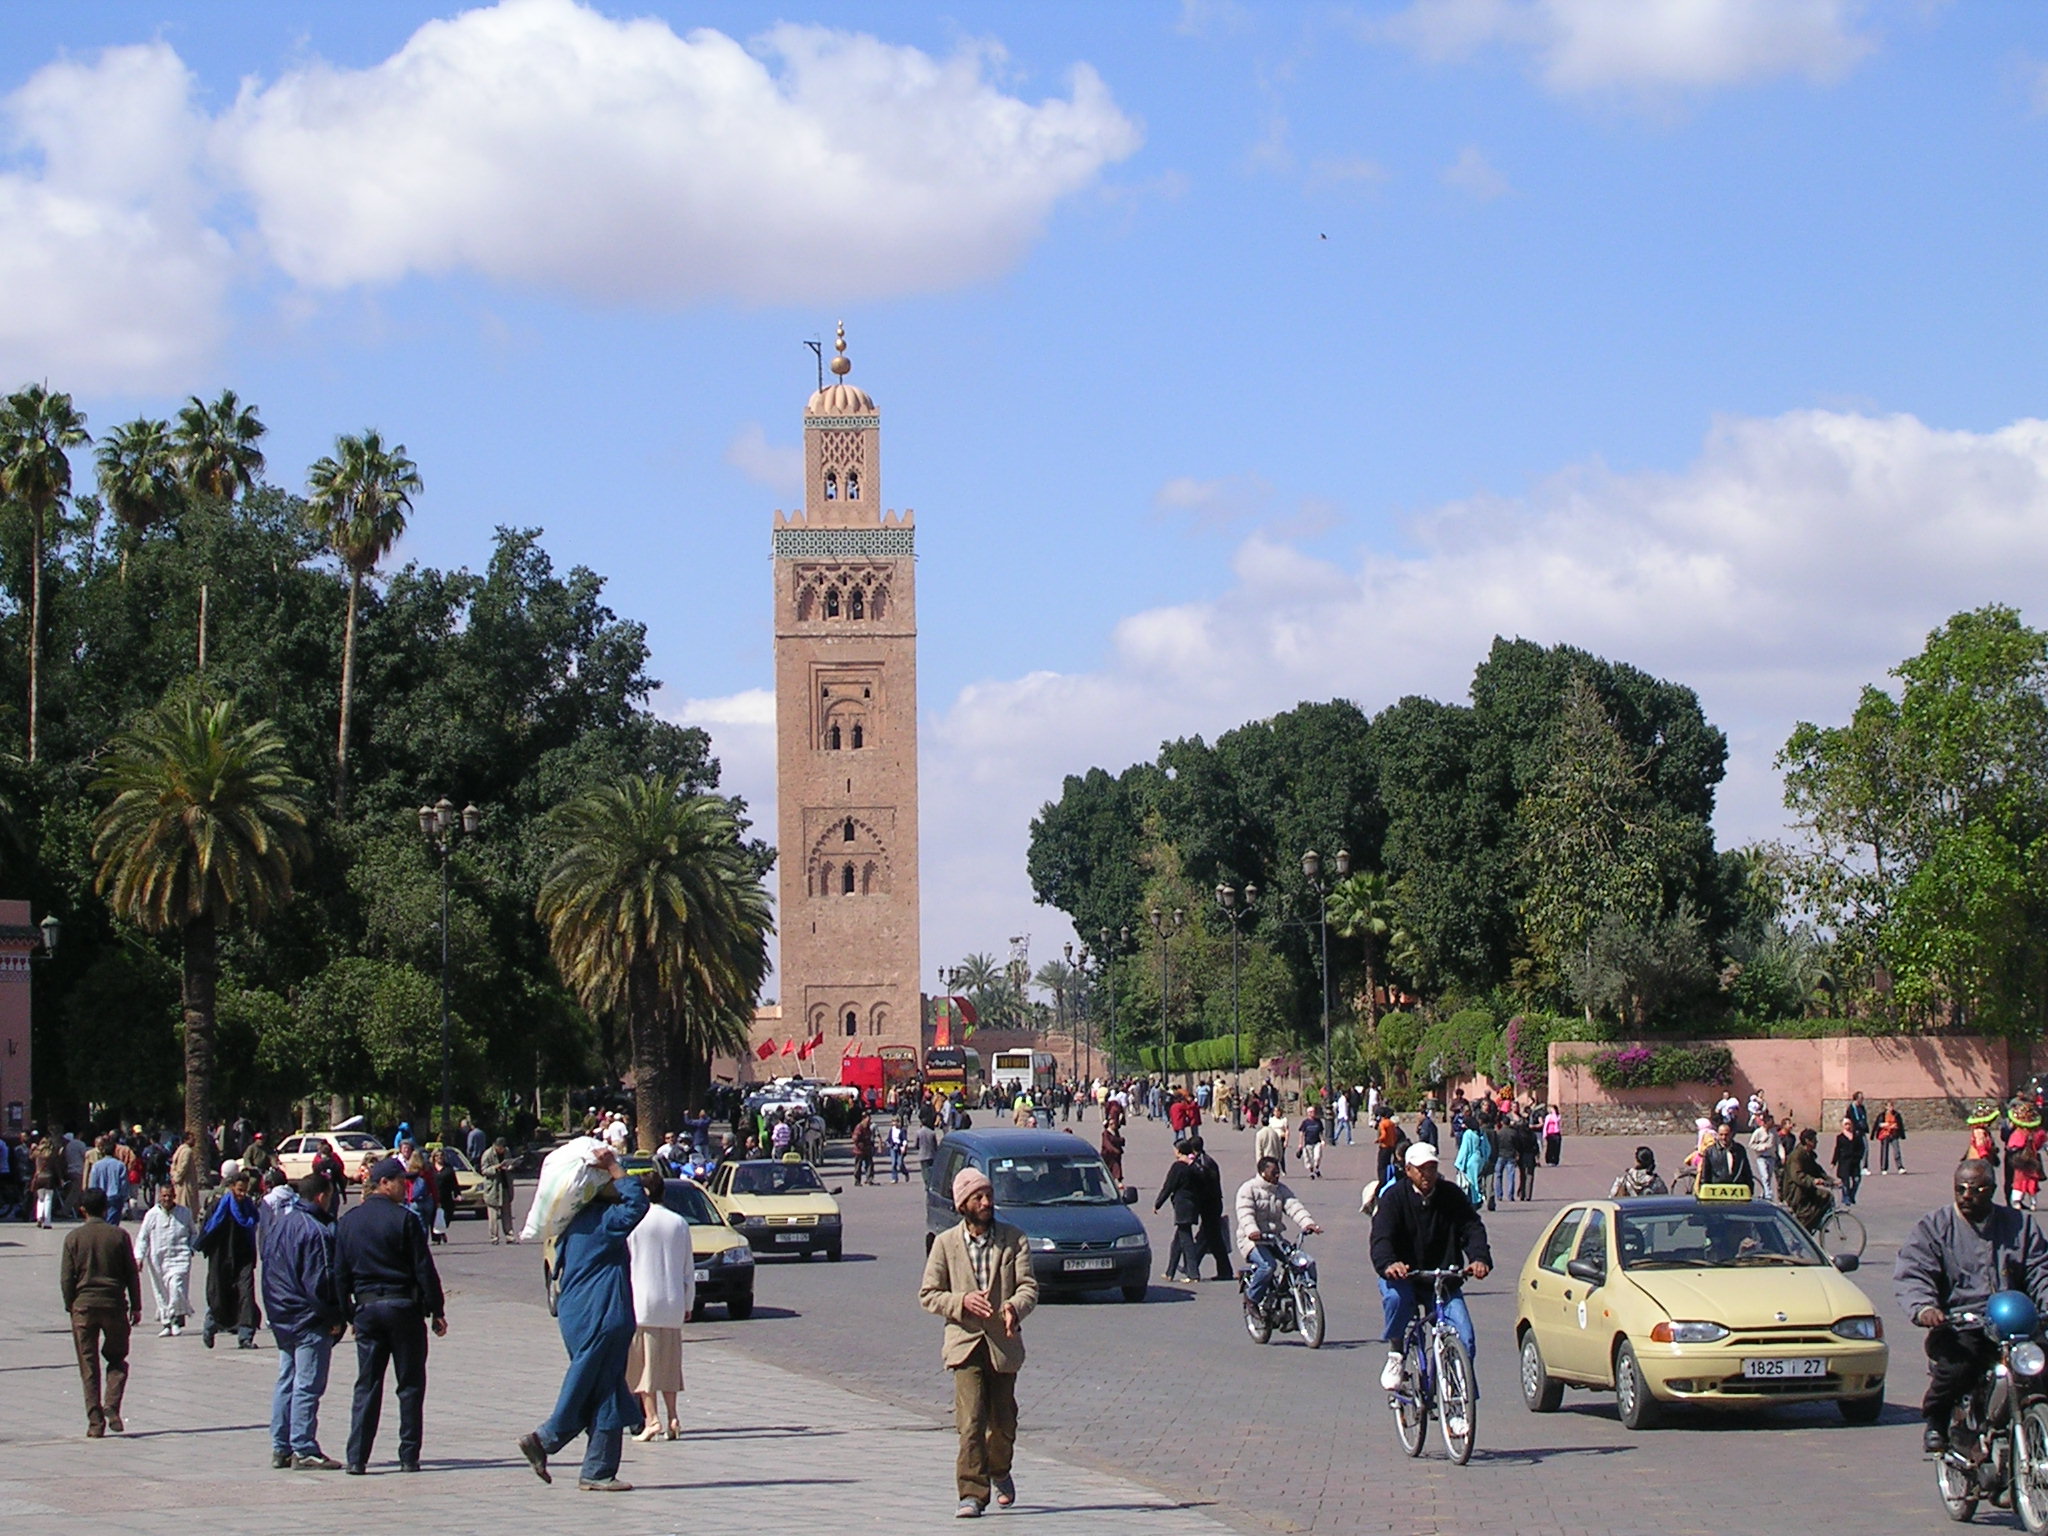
[923,1128,1150,1302]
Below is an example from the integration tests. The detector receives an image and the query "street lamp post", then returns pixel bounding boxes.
[1215,881,1259,1130]
[1301,849,1350,1114]
[1062,941,1077,1088]
[1098,928,1129,1086]
[1147,906,1185,1102]
[420,797,481,1145]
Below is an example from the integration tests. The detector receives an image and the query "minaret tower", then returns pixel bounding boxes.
[771,324,922,1061]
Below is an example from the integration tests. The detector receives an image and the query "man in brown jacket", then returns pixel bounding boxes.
[919,1166,1039,1518]
[60,1187,142,1437]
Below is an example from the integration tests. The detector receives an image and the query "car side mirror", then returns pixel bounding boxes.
[1832,1253,1860,1273]
[727,1212,746,1229]
[1566,1257,1605,1287]
[1122,1186,1138,1204]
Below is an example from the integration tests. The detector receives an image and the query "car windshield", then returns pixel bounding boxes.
[730,1163,825,1197]
[663,1183,721,1225]
[1619,1206,1826,1269]
[988,1154,1120,1207]
[438,1149,472,1173]
[331,1134,383,1152]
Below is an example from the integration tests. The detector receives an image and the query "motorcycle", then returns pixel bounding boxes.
[1240,1233,1325,1349]
[1935,1290,2048,1528]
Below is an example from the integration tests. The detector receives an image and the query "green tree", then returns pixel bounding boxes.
[1,383,90,761]
[1027,764,1157,941]
[94,417,182,581]
[1326,869,1397,1035]
[536,776,771,1149]
[90,696,313,1151]
[306,428,422,814]
[173,389,267,501]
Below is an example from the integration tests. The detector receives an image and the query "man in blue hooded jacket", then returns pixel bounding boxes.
[260,1174,345,1469]
[518,1145,647,1492]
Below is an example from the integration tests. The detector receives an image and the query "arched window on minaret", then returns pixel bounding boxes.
[847,472,860,500]
[844,1010,858,1037]
[824,471,838,501]
[827,724,841,751]
[861,861,877,894]
[824,589,840,618]
[850,588,865,620]
[850,723,864,750]
[797,585,815,621]
[842,862,856,895]
[843,818,856,842]
[870,587,886,621]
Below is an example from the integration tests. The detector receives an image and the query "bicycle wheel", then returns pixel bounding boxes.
[1297,1283,1325,1349]
[1392,1337,1428,1456]
[2019,1402,2048,1533]
[1434,1330,1477,1465]
[1816,1207,1868,1261]
[1672,1169,1697,1196]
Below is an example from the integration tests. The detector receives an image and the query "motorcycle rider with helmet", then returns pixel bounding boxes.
[1895,1157,2048,1452]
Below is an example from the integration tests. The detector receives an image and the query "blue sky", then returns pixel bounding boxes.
[5,1,2048,991]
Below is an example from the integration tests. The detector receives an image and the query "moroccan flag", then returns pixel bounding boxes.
[797,1037,813,1061]
[754,1039,776,1061]
[809,1031,826,1054]
[781,1037,797,1057]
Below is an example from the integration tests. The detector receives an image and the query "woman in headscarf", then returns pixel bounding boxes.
[137,1180,196,1335]
[196,1168,261,1347]
[517,1145,648,1491]
[1609,1146,1669,1198]
[1454,1115,1489,1202]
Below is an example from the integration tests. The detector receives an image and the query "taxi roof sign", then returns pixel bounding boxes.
[1694,1182,1754,1201]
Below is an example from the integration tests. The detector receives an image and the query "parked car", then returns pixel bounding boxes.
[273,1130,387,1185]
[923,1128,1149,1303]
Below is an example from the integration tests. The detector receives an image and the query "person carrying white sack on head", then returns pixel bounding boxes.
[521,1137,614,1245]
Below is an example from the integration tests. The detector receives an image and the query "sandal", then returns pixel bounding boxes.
[666,1420,681,1440]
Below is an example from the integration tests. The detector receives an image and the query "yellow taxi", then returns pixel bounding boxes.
[1515,1193,1887,1429]
[703,1155,843,1261]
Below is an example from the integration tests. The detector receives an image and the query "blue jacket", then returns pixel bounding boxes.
[259,1192,341,1336]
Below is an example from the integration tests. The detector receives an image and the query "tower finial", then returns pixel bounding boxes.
[830,319,851,377]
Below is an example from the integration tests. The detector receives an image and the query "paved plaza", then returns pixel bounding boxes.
[0,1115,1985,1535]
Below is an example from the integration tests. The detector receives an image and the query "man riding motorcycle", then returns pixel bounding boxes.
[1370,1142,1492,1391]
[1234,1156,1322,1315]
[1895,1157,2048,1452]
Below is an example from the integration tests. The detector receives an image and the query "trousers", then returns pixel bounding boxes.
[1924,1323,2000,1427]
[346,1298,428,1467]
[271,1327,335,1457]
[950,1342,1018,1504]
[1195,1214,1233,1278]
[1379,1278,1478,1396]
[71,1307,130,1430]
[1165,1222,1200,1279]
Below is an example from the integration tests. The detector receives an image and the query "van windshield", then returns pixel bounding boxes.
[989,1155,1120,1207]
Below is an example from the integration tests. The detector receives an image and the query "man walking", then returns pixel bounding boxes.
[262,1174,346,1470]
[170,1131,202,1226]
[1154,1140,1204,1282]
[136,1182,195,1335]
[335,1157,447,1474]
[1297,1103,1326,1180]
[197,1168,261,1348]
[920,1167,1038,1518]
[1748,1113,1782,1202]
[1189,1136,1233,1281]
[60,1187,141,1437]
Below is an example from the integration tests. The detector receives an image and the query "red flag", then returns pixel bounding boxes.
[781,1038,796,1057]
[797,1037,813,1061]
[810,1031,826,1054]
[754,1039,776,1061]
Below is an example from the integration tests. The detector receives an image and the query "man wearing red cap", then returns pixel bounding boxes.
[919,1166,1039,1518]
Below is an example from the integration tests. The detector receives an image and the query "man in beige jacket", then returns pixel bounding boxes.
[919,1166,1039,1518]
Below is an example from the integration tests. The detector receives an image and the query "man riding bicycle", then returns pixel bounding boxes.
[1894,1157,2048,1453]
[1234,1156,1321,1315]
[1370,1142,1491,1391]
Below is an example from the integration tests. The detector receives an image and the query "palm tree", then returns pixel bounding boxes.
[537,776,772,1150]
[172,389,267,501]
[306,429,421,814]
[1033,958,1076,1035]
[0,384,90,762]
[1327,870,1399,1036]
[92,696,312,1153]
[95,417,182,581]
[955,952,1003,995]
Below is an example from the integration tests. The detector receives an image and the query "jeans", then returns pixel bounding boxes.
[1753,1156,1780,1202]
[890,1145,907,1182]
[1838,1170,1862,1206]
[1379,1277,1478,1395]
[1246,1241,1283,1306]
[1493,1160,1518,1203]
[1334,1118,1354,1145]
[271,1327,335,1457]
[1880,1138,1905,1172]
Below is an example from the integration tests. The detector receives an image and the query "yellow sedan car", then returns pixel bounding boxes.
[704,1156,844,1261]
[1515,1194,1888,1429]
[544,1163,756,1319]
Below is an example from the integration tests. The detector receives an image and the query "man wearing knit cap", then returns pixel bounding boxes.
[919,1165,1039,1518]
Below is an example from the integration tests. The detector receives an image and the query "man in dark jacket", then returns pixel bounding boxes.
[1370,1143,1491,1395]
[1154,1141,1204,1282]
[1699,1120,1755,1193]
[335,1157,447,1474]
[261,1174,345,1469]
[197,1169,261,1348]
[1188,1137,1233,1281]
[60,1187,141,1436]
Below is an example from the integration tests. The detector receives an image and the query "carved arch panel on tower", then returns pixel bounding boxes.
[789,562,893,627]
[806,813,892,897]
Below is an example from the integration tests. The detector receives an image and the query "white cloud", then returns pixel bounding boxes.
[1381,0,1875,94]
[725,423,804,498]
[216,0,1142,304]
[904,408,2048,972]
[0,43,231,390]
[1442,145,1509,199]
[1154,473,1273,529]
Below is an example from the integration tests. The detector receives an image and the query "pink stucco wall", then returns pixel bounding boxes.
[0,899,33,1135]
[1547,1033,2036,1132]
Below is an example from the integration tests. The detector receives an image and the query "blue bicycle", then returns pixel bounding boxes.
[1387,1266,1477,1464]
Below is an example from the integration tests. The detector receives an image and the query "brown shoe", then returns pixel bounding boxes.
[516,1432,551,1484]
[578,1478,633,1492]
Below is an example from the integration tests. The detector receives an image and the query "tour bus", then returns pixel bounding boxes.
[924,1046,984,1107]
[990,1049,1059,1099]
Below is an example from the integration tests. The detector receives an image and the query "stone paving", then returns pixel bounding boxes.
[0,1115,1987,1535]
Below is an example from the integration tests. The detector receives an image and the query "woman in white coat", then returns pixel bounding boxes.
[136,1181,196,1334]
[626,1169,695,1441]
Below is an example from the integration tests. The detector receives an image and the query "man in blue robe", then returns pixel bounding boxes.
[518,1146,647,1492]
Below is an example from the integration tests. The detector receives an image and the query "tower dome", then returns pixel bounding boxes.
[806,321,875,414]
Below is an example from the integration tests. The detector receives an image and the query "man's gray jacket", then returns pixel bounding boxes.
[1895,1202,2048,1318]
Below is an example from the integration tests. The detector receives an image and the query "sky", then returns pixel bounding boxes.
[5,0,2048,998]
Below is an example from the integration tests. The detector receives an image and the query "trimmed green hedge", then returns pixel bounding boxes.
[1137,1036,1258,1074]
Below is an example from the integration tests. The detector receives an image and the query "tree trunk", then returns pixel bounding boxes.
[26,500,42,762]
[627,961,673,1154]
[183,913,218,1165]
[334,567,359,815]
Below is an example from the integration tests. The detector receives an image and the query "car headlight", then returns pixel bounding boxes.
[2014,1341,2047,1378]
[816,1213,841,1227]
[1831,1316,1883,1341]
[1650,1321,1731,1344]
[719,1245,754,1266]
[1026,1235,1059,1252]
[741,1214,768,1228]
[1112,1234,1148,1250]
